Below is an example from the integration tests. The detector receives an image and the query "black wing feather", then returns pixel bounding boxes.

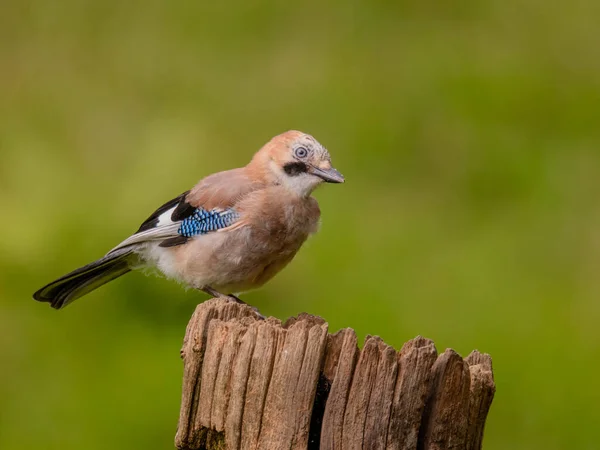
[159,236,190,248]
[171,198,197,222]
[135,190,201,249]
[136,191,190,233]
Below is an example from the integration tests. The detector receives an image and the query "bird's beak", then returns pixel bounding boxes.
[310,165,345,184]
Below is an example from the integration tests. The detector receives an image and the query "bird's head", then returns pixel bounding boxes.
[250,130,344,197]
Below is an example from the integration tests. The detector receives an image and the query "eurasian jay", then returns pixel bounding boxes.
[33,130,344,309]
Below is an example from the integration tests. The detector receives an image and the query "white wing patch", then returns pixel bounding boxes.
[156,206,177,227]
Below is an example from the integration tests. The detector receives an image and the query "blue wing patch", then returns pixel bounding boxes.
[178,208,240,238]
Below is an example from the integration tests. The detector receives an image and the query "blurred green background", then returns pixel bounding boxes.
[1,1,599,449]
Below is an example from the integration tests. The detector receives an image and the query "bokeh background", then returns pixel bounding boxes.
[2,1,599,449]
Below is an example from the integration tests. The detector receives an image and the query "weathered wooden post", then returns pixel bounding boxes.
[175,298,495,450]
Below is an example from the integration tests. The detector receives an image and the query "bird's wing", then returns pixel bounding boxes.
[108,168,260,254]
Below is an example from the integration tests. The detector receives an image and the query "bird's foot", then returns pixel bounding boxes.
[225,293,244,304]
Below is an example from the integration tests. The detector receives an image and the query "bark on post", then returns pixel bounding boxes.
[175,298,495,450]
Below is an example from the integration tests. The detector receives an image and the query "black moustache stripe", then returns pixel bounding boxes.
[283,162,308,176]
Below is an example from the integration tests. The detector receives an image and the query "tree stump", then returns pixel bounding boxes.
[175,298,495,450]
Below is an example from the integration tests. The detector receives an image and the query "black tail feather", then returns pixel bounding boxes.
[33,249,133,309]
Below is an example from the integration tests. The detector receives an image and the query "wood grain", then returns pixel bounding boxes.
[175,298,495,450]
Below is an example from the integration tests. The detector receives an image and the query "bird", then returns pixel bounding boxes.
[33,130,344,310]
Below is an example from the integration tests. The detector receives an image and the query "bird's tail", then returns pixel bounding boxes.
[33,248,135,310]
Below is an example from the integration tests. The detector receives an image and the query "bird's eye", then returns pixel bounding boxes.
[295,147,308,159]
